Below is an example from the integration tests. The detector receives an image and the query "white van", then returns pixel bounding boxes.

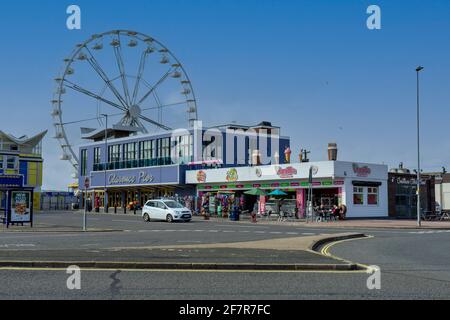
[142,200,192,223]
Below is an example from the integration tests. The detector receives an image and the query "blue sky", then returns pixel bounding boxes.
[0,0,449,190]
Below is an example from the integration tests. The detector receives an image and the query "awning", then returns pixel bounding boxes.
[352,181,382,187]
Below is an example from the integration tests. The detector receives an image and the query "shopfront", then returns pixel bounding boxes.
[86,165,194,209]
[388,171,435,219]
[186,161,389,218]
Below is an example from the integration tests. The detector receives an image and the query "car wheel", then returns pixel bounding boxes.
[166,214,174,223]
[143,213,151,222]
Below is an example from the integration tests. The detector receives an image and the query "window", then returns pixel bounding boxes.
[156,201,167,209]
[93,148,101,165]
[145,201,156,207]
[203,137,218,161]
[0,155,3,170]
[353,187,364,205]
[7,156,17,170]
[368,187,379,205]
[32,141,42,155]
[158,138,171,161]
[80,149,87,177]
[140,140,155,160]
[174,135,193,164]
[108,145,122,163]
[164,200,184,209]
[123,143,137,161]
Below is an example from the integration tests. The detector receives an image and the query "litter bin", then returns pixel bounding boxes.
[229,206,240,221]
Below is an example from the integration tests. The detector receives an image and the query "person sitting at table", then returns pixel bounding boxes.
[331,205,340,220]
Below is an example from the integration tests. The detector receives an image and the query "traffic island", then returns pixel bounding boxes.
[0,233,366,271]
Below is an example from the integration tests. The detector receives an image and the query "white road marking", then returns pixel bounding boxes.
[408,230,450,235]
[0,244,36,248]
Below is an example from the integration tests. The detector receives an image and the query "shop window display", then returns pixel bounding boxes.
[353,187,364,205]
[368,187,379,205]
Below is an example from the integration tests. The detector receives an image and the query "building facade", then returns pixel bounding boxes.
[0,131,46,212]
[186,161,389,218]
[388,166,436,219]
[78,122,290,209]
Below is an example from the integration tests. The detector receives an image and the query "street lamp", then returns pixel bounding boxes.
[416,66,424,227]
[100,114,109,214]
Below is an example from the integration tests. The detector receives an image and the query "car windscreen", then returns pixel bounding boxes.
[164,201,184,209]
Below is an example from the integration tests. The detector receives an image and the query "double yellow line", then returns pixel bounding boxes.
[320,236,374,272]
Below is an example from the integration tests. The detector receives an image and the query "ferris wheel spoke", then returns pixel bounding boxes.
[113,39,131,106]
[85,48,129,108]
[138,114,172,131]
[64,80,127,112]
[134,119,149,134]
[141,101,188,112]
[131,51,149,106]
[137,68,173,106]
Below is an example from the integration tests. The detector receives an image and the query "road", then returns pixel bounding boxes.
[1,212,449,299]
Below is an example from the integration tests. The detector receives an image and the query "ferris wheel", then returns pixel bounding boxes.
[51,30,198,173]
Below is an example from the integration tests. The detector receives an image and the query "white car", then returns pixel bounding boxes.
[142,200,192,223]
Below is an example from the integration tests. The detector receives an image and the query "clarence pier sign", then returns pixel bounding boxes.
[88,166,180,188]
[108,172,155,185]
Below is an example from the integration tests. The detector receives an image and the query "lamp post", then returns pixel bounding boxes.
[416,66,424,227]
[100,114,109,214]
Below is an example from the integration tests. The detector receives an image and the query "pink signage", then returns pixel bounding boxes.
[353,164,372,177]
[275,166,298,179]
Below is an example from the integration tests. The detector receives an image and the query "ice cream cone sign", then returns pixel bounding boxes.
[284,147,292,164]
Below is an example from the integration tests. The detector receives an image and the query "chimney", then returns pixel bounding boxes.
[328,143,338,161]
